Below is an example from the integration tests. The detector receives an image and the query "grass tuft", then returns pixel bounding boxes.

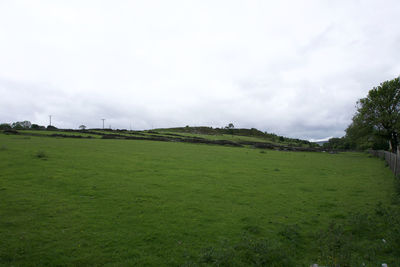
[35,150,47,159]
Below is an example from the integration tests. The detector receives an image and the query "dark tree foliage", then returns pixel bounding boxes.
[31,124,46,130]
[11,121,31,129]
[225,123,234,129]
[323,137,348,150]
[0,123,11,130]
[47,125,58,130]
[345,77,399,152]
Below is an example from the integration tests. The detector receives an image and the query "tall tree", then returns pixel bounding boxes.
[355,77,400,152]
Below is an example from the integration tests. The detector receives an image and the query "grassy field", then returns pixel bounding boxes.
[0,133,399,266]
[158,131,274,143]
[12,128,318,151]
[22,130,101,138]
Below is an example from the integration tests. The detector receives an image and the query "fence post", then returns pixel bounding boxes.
[389,152,392,172]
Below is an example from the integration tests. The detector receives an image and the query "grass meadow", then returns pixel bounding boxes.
[0,133,399,266]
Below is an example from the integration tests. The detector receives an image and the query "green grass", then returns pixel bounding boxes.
[17,128,315,148]
[21,130,101,138]
[0,134,398,266]
[160,131,273,143]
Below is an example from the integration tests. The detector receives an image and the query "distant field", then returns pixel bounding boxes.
[160,131,274,143]
[0,133,398,266]
[22,130,101,138]
[12,128,318,151]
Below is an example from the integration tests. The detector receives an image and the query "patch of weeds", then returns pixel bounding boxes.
[315,202,400,266]
[331,213,346,219]
[347,212,371,237]
[242,225,263,235]
[35,151,48,159]
[235,237,272,266]
[375,201,389,217]
[274,168,280,172]
[259,150,266,154]
[186,235,296,266]
[198,240,236,266]
[278,224,302,248]
[235,236,296,266]
[0,145,7,151]
[316,222,354,266]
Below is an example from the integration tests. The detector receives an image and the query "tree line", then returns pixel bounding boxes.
[324,77,400,153]
[0,121,57,130]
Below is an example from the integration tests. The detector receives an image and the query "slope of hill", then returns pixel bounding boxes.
[3,126,321,152]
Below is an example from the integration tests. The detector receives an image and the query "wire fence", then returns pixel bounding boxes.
[368,150,400,177]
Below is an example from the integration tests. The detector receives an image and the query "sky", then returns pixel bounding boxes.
[1,0,400,140]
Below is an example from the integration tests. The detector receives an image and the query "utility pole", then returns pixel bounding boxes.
[49,115,52,126]
[101,119,105,129]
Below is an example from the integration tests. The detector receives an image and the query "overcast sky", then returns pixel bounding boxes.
[1,1,400,140]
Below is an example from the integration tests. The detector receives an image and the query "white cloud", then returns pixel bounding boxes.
[1,0,400,139]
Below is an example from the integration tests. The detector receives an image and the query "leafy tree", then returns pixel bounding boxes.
[224,123,235,135]
[344,113,388,150]
[225,123,234,129]
[79,125,86,130]
[323,137,350,150]
[354,77,400,152]
[11,121,31,129]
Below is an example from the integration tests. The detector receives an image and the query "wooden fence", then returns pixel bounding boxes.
[368,150,400,177]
